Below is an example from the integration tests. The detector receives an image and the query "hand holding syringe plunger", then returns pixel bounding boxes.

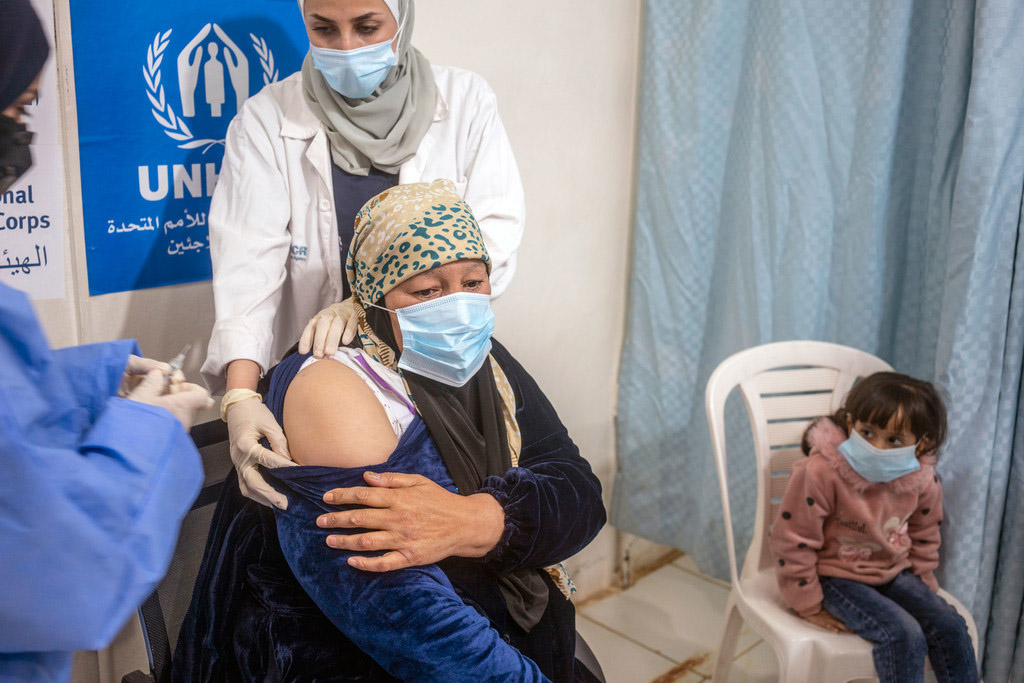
[118,344,192,396]
[121,343,212,430]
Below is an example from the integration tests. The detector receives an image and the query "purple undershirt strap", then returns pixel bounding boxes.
[354,354,417,414]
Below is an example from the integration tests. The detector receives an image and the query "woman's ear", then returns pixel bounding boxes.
[916,436,934,457]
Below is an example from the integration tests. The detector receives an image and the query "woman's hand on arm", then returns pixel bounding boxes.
[317,472,506,571]
[223,359,293,510]
[286,360,504,569]
[297,298,360,358]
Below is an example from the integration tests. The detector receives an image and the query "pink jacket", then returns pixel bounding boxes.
[769,417,943,616]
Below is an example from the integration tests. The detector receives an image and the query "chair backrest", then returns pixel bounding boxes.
[126,419,232,683]
[160,420,233,649]
[704,341,892,589]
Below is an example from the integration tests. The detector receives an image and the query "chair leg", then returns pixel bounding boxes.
[778,659,812,683]
[776,642,819,683]
[711,597,744,683]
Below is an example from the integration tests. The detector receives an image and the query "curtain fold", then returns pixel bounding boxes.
[612,0,1024,674]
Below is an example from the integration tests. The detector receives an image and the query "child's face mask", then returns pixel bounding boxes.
[839,428,920,483]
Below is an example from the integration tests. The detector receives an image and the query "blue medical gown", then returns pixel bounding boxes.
[0,284,204,682]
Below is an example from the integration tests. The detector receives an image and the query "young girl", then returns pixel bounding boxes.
[770,372,978,683]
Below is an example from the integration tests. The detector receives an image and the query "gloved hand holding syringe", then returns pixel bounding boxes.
[119,344,212,430]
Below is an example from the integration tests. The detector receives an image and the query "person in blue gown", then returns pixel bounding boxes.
[0,2,212,679]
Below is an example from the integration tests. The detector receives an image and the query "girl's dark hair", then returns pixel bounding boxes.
[836,372,948,454]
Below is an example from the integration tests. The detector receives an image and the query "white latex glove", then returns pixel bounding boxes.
[222,390,294,509]
[298,298,359,358]
[127,369,213,430]
[119,354,182,397]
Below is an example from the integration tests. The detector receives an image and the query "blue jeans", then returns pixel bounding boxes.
[820,570,977,683]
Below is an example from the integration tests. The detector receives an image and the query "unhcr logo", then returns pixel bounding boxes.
[139,23,280,201]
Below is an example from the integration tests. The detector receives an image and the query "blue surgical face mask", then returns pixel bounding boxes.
[838,429,921,483]
[371,292,495,387]
[310,19,404,99]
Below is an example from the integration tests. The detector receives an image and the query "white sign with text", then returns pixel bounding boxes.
[1,0,65,300]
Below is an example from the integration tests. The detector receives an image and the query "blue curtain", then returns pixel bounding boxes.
[612,0,1024,676]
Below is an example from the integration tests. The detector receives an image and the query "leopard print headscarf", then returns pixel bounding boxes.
[345,179,519,463]
[345,180,578,602]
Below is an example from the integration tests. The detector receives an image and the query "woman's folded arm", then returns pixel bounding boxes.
[270,473,550,682]
[481,341,606,571]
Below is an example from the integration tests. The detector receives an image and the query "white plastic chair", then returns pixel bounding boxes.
[704,341,978,682]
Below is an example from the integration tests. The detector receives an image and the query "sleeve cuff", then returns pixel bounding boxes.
[782,578,824,617]
[81,397,203,535]
[478,470,538,567]
[82,398,182,464]
[796,600,824,617]
[202,320,274,394]
[479,483,515,563]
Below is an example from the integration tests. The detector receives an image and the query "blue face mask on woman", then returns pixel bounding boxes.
[371,292,495,387]
[310,19,405,99]
[838,429,921,483]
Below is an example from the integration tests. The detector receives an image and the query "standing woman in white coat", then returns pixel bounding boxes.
[202,0,524,509]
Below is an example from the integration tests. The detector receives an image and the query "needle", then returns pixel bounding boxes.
[164,343,192,392]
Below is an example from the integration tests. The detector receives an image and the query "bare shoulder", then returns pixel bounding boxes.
[282,359,399,468]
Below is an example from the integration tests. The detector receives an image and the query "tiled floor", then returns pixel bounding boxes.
[577,555,779,683]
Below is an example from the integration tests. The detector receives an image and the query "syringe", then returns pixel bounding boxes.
[164,343,192,392]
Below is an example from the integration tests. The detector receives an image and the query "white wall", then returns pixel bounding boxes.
[39,0,644,600]
[413,1,645,594]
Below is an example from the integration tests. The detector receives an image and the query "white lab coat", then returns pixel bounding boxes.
[202,65,525,394]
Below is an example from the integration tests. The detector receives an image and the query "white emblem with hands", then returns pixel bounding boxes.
[145,24,279,152]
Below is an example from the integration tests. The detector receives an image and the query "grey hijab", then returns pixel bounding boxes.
[300,0,436,176]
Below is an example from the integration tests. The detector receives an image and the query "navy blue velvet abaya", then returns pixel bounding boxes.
[173,340,605,681]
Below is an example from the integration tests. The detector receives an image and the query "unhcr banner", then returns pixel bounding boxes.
[70,1,308,295]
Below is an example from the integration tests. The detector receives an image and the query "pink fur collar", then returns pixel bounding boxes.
[804,417,936,494]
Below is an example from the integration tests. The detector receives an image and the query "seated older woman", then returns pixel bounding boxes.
[175,180,606,681]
